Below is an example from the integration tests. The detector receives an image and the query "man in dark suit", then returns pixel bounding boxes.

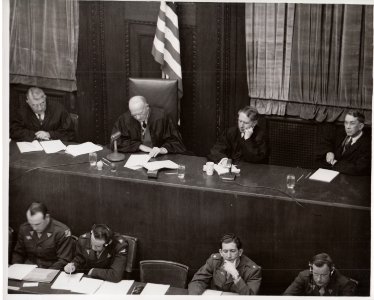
[207,106,269,164]
[10,87,75,142]
[284,253,357,296]
[317,110,371,175]
[112,95,186,157]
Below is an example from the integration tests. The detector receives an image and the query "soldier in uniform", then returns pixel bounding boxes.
[11,202,74,270]
[64,224,128,283]
[283,253,358,296]
[188,233,262,295]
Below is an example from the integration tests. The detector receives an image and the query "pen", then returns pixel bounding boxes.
[102,157,111,165]
[305,172,312,179]
[101,160,109,166]
[296,174,304,182]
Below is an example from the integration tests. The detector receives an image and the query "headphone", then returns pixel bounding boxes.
[91,224,113,247]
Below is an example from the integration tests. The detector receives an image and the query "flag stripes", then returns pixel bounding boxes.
[152,1,183,99]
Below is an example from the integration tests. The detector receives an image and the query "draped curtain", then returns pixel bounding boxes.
[245,3,373,124]
[246,3,295,115]
[10,0,79,91]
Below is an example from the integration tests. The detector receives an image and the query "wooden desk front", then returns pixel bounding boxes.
[8,142,371,295]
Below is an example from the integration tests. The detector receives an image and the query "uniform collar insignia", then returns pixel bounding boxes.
[47,233,52,238]
[328,289,333,294]
[86,249,90,255]
[26,236,32,240]
[119,239,123,243]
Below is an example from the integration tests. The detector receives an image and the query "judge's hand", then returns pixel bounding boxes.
[326,152,335,165]
[64,262,76,273]
[243,127,254,140]
[35,131,50,140]
[139,144,152,153]
[149,147,167,158]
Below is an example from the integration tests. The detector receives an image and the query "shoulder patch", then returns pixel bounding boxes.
[210,253,222,259]
[64,229,71,237]
[119,248,127,254]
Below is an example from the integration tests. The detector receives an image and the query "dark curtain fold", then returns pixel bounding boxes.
[10,0,79,92]
[289,4,372,124]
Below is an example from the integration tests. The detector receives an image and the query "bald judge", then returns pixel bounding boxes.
[112,96,186,157]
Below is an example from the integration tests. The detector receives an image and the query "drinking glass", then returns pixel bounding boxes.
[287,174,296,189]
[89,152,97,166]
[178,164,186,179]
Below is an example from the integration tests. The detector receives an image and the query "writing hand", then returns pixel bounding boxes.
[326,152,335,164]
[64,262,76,274]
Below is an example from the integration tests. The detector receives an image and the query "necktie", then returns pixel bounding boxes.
[342,136,351,155]
[319,286,325,296]
[141,122,147,136]
[37,114,43,125]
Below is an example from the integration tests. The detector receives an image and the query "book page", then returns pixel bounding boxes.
[8,264,37,280]
[309,168,339,183]
[95,280,134,294]
[39,140,67,154]
[140,283,170,295]
[16,140,43,153]
[70,277,103,294]
[124,154,151,170]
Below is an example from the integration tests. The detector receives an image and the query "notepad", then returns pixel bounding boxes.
[124,154,151,170]
[70,277,103,294]
[140,283,170,295]
[50,272,84,290]
[8,264,37,280]
[39,140,67,154]
[309,168,339,183]
[95,280,134,294]
[16,141,43,153]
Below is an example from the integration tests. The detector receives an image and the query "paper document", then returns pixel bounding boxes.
[140,283,170,295]
[202,289,223,295]
[213,164,240,175]
[40,140,66,154]
[51,272,84,290]
[95,280,134,294]
[309,168,339,183]
[8,264,37,280]
[22,268,59,283]
[221,291,239,295]
[70,277,103,294]
[65,142,103,157]
[124,154,151,170]
[16,141,43,153]
[143,160,179,171]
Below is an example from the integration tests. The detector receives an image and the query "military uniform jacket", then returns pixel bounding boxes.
[283,269,357,296]
[207,126,269,164]
[12,218,74,270]
[10,100,75,142]
[72,232,128,283]
[112,107,186,154]
[188,253,262,295]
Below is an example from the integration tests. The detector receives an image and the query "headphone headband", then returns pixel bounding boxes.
[91,224,113,246]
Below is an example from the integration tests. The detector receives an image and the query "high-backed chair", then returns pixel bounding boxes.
[129,78,178,125]
[121,234,138,279]
[69,113,79,141]
[139,260,189,288]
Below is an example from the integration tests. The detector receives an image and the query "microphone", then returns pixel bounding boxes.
[106,131,125,162]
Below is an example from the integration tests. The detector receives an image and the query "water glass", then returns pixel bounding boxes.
[89,152,97,166]
[287,174,296,189]
[178,164,186,179]
[206,162,214,176]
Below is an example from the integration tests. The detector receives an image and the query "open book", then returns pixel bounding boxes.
[16,140,66,154]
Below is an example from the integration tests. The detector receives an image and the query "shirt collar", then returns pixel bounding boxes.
[351,131,363,145]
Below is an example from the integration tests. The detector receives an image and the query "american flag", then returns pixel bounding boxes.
[152,1,183,99]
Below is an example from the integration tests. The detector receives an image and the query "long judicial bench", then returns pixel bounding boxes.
[8,142,371,295]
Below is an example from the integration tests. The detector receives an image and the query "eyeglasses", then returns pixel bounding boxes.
[313,272,330,279]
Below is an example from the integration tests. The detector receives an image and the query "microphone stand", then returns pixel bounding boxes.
[107,140,125,162]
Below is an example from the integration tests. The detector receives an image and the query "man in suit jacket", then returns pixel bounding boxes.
[10,87,75,142]
[207,106,269,164]
[317,110,371,176]
[112,95,186,157]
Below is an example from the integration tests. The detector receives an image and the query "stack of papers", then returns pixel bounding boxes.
[140,283,170,295]
[213,164,240,175]
[309,168,339,183]
[124,154,151,170]
[202,289,223,295]
[8,264,37,280]
[143,160,179,171]
[22,268,59,283]
[51,272,84,290]
[70,277,103,294]
[65,142,103,157]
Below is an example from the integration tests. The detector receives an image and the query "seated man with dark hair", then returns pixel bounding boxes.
[316,110,371,176]
[10,87,75,142]
[64,224,128,283]
[188,234,262,295]
[112,95,186,157]
[12,202,74,270]
[284,253,358,296]
[207,106,269,164]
